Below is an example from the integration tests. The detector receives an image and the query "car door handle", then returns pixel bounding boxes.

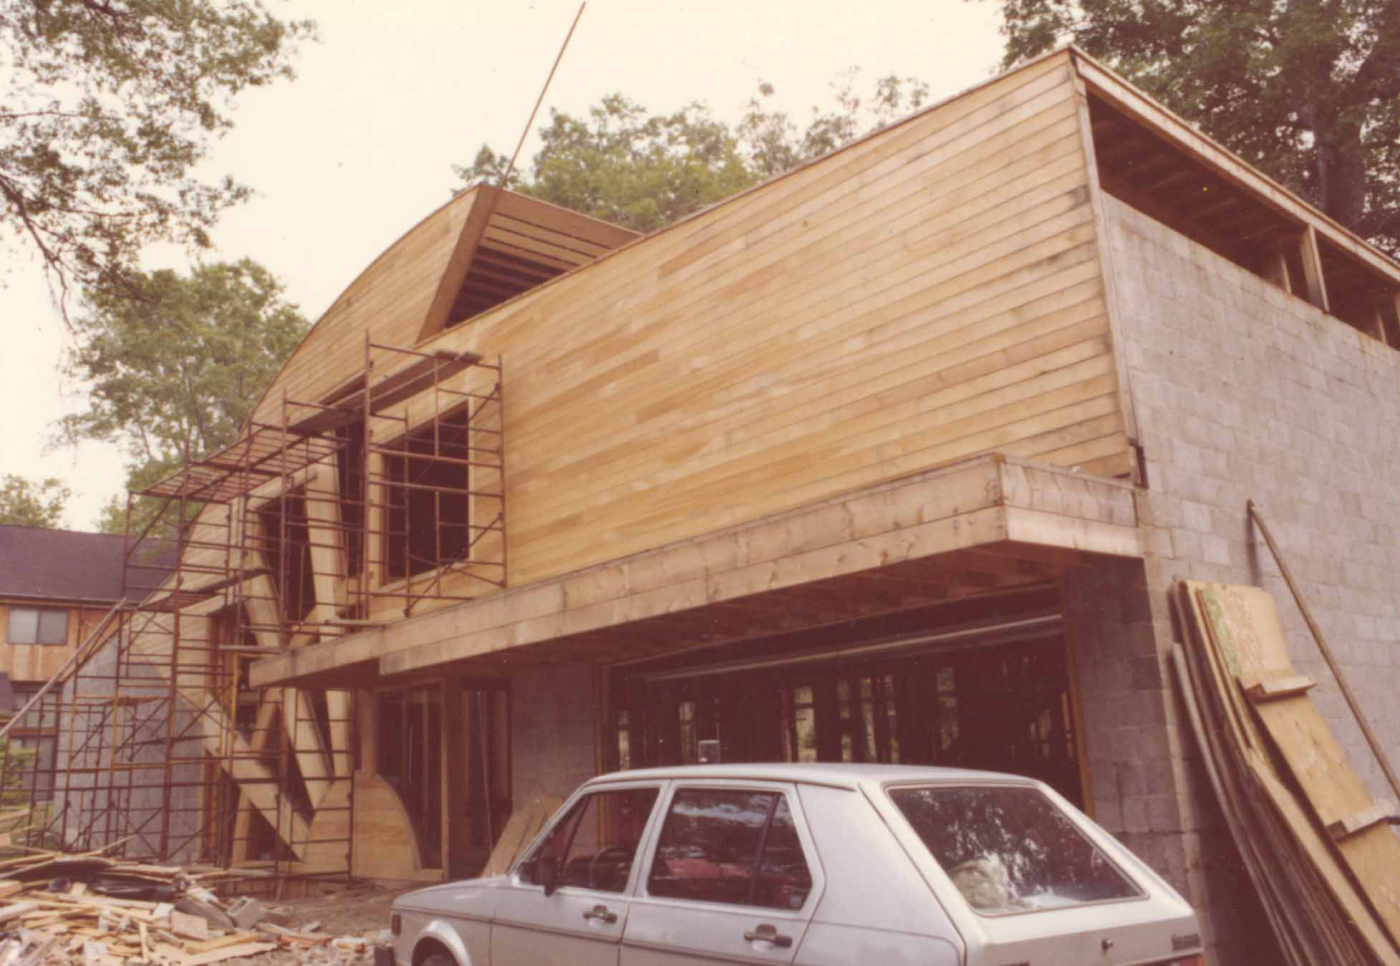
[582,904,618,924]
[743,924,793,948]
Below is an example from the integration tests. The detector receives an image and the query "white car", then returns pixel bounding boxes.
[379,763,1206,966]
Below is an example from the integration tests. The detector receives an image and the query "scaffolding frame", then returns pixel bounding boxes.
[0,341,505,882]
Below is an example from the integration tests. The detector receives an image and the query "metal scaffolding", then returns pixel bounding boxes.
[0,340,505,882]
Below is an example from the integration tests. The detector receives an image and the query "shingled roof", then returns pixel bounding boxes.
[0,525,130,604]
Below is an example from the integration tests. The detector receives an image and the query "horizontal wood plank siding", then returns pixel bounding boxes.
[0,602,110,682]
[249,189,479,424]
[256,49,1127,590]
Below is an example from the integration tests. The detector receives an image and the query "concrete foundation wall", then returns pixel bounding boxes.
[511,662,598,804]
[1101,194,1400,961]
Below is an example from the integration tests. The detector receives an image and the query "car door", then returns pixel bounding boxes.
[621,781,823,965]
[493,783,663,966]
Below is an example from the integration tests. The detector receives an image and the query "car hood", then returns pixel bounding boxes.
[395,875,509,913]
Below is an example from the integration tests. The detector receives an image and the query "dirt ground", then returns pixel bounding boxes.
[234,882,406,965]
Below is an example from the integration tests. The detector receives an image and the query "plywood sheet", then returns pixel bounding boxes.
[1181,580,1400,962]
[481,795,563,878]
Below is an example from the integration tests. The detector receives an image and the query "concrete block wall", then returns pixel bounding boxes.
[1104,195,1400,794]
[1066,554,1273,964]
[1099,194,1400,961]
[511,662,598,804]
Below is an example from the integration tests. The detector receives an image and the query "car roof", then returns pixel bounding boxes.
[585,762,1041,792]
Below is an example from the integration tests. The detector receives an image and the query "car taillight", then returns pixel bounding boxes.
[390,913,401,936]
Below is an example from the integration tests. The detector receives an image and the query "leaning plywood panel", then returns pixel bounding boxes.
[1195,583,1400,950]
[1174,583,1395,964]
[408,51,1128,586]
[1183,580,1400,961]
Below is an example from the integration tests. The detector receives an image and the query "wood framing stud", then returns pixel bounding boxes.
[1263,245,1292,294]
[1298,225,1330,312]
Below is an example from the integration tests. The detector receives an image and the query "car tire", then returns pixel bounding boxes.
[421,951,457,966]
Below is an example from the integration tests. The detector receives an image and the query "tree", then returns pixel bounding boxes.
[984,0,1400,251]
[56,259,309,534]
[0,475,70,527]
[454,70,931,233]
[0,0,314,317]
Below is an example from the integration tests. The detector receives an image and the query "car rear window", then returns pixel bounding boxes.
[888,785,1142,916]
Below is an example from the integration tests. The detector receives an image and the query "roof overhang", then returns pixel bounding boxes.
[250,453,1140,689]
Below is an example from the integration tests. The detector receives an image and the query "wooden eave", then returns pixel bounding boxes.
[249,454,1141,689]
[417,186,642,341]
[1069,48,1400,290]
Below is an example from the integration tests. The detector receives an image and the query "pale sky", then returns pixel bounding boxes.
[1,0,1007,530]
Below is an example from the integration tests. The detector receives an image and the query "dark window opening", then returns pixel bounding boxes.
[378,684,443,868]
[211,606,260,737]
[613,614,1083,808]
[5,684,58,803]
[385,407,471,581]
[257,493,316,622]
[453,682,512,877]
[335,420,366,576]
[444,246,567,330]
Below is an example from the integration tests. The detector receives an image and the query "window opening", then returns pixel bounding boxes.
[890,785,1140,914]
[335,419,366,576]
[377,684,443,868]
[6,608,68,646]
[256,492,316,622]
[621,634,1081,806]
[648,788,812,909]
[384,406,471,582]
[452,681,512,877]
[522,787,659,892]
[7,684,58,802]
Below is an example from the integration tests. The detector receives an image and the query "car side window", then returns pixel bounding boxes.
[647,788,813,909]
[522,787,659,892]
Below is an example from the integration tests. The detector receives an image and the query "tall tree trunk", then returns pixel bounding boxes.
[1314,124,1369,232]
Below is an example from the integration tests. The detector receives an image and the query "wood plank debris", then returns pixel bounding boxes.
[1172,578,1400,966]
[0,849,384,964]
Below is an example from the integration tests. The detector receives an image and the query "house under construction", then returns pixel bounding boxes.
[4,47,1400,963]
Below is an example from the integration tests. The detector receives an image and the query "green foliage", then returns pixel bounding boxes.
[55,259,309,534]
[985,0,1400,250]
[0,740,37,808]
[454,71,931,233]
[0,0,314,316]
[0,475,71,528]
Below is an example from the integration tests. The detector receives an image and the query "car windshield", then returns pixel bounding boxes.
[888,784,1142,916]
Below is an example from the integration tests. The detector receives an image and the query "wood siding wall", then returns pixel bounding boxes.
[250,191,479,425]
[0,600,109,682]
[260,50,1129,591]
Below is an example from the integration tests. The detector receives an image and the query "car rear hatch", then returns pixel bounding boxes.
[877,780,1207,966]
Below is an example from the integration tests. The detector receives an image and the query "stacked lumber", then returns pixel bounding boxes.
[0,850,378,964]
[1172,580,1400,966]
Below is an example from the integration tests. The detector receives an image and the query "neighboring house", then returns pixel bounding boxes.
[0,525,129,797]
[38,47,1400,961]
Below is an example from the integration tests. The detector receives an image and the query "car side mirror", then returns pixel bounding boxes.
[538,855,559,897]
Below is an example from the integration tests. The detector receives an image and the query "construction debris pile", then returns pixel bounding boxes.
[0,849,384,965]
